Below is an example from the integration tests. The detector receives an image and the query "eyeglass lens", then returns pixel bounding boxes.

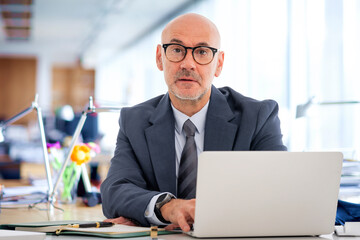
[165,45,215,65]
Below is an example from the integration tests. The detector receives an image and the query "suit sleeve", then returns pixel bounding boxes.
[251,100,287,151]
[100,109,158,226]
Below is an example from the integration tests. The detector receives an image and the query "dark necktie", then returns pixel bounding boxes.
[177,119,198,199]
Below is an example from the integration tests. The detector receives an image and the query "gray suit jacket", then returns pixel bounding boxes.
[100,85,287,226]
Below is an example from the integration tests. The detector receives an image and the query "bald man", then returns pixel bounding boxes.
[101,13,287,232]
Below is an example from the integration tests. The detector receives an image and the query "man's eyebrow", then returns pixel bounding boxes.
[170,38,183,44]
[196,42,210,47]
[168,39,211,47]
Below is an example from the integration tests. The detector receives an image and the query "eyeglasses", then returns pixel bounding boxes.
[162,43,218,65]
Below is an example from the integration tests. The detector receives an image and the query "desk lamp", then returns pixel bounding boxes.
[0,94,53,199]
[49,96,122,205]
[296,97,360,118]
[296,97,360,161]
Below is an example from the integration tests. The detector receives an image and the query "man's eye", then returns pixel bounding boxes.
[196,48,209,56]
[172,48,183,53]
[198,50,208,55]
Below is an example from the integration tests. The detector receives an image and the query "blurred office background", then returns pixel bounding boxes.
[0,0,360,184]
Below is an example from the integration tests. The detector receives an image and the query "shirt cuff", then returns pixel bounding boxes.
[144,192,175,225]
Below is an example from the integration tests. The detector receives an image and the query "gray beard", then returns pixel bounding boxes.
[170,86,208,102]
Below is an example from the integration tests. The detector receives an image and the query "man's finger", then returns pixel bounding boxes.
[104,217,131,225]
[122,219,137,226]
[165,224,180,231]
[177,215,191,232]
[189,205,195,220]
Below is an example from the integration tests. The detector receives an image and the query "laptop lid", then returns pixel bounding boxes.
[190,151,343,238]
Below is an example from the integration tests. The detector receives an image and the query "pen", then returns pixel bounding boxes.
[70,222,114,228]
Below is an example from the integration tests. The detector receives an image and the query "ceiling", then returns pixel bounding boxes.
[0,0,197,67]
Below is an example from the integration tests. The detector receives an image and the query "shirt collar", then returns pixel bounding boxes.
[172,100,209,135]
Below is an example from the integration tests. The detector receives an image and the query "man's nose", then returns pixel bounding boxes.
[180,49,196,70]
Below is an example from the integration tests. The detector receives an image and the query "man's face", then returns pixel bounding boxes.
[156,15,224,102]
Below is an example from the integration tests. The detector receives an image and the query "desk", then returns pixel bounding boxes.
[0,179,106,239]
[0,179,105,223]
[0,204,357,240]
[42,235,350,240]
[0,183,359,240]
[0,201,104,224]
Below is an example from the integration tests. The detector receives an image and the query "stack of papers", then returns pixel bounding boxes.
[335,222,360,236]
[339,160,360,203]
[340,160,360,186]
[1,185,48,205]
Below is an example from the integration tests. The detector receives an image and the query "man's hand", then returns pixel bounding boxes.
[103,216,137,226]
[160,198,195,232]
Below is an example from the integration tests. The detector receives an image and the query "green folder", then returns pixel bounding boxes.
[0,220,179,238]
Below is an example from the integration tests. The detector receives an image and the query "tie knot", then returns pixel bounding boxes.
[183,119,196,137]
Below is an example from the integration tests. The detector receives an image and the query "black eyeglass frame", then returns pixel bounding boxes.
[162,43,218,65]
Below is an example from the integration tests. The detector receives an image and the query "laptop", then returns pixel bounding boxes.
[187,151,343,238]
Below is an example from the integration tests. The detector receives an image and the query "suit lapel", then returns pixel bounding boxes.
[204,86,238,151]
[145,94,177,195]
[144,87,237,193]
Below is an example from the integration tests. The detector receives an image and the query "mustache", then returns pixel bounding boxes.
[174,69,201,82]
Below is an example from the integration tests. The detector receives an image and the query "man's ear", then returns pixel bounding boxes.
[156,44,163,71]
[214,51,224,77]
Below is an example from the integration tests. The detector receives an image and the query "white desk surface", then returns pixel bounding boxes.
[0,193,358,240]
[43,233,360,240]
[1,203,359,240]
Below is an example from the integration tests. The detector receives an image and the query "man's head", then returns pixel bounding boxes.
[156,13,224,110]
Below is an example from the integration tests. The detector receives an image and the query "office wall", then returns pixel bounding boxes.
[0,57,37,124]
[52,66,95,112]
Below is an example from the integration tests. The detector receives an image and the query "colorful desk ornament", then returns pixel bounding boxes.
[49,96,122,206]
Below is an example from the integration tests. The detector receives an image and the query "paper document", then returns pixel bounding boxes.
[2,185,48,197]
[0,230,45,240]
[335,222,360,236]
